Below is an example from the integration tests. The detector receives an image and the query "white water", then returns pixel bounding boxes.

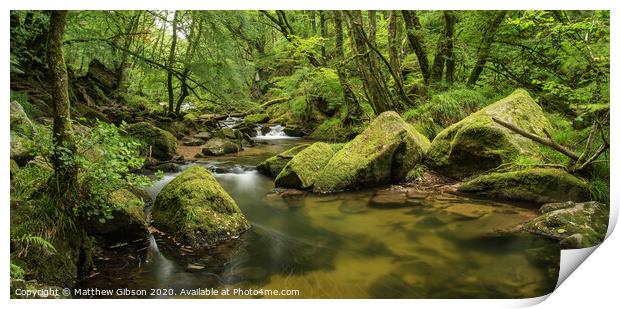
[254,124,298,140]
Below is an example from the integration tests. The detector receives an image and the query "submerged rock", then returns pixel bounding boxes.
[201,137,241,156]
[458,168,590,204]
[426,89,552,179]
[313,111,430,192]
[256,144,310,177]
[523,201,608,248]
[152,166,250,247]
[275,142,339,189]
[126,121,177,161]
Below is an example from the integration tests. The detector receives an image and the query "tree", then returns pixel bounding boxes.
[166,10,179,115]
[467,10,506,86]
[47,10,77,201]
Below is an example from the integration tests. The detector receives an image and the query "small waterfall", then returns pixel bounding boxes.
[254,124,297,140]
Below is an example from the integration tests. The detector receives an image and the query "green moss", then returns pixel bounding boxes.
[275,142,337,189]
[458,168,590,204]
[314,111,430,192]
[244,113,270,125]
[256,144,310,177]
[152,166,250,247]
[89,189,148,240]
[523,201,608,248]
[309,118,355,142]
[426,89,552,179]
[201,137,241,156]
[126,122,177,161]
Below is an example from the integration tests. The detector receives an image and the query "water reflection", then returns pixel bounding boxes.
[82,139,560,298]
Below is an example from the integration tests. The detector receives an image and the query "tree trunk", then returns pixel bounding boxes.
[402,10,430,84]
[166,11,179,115]
[333,10,361,120]
[319,10,327,61]
[388,11,404,88]
[47,10,77,199]
[344,10,392,114]
[444,11,457,85]
[467,11,507,86]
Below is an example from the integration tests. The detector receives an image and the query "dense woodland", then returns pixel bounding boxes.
[9,10,610,296]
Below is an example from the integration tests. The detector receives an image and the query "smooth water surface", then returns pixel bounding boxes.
[82,138,560,298]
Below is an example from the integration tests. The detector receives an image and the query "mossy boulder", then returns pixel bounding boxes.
[523,201,608,248]
[274,143,338,189]
[458,168,590,204]
[126,122,177,161]
[201,137,241,156]
[10,134,33,166]
[10,101,34,136]
[313,111,430,192]
[152,166,250,247]
[244,113,270,125]
[88,189,148,242]
[426,89,552,179]
[194,131,212,141]
[256,144,310,177]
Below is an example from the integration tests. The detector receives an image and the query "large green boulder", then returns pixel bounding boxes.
[256,144,310,177]
[523,201,608,248]
[126,122,177,161]
[201,137,241,156]
[426,89,552,179]
[458,168,590,204]
[313,111,430,192]
[274,142,339,189]
[152,166,250,247]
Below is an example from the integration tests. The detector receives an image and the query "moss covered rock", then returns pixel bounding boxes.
[126,122,177,161]
[256,144,310,177]
[426,89,552,179]
[523,201,608,248]
[152,166,250,247]
[458,168,590,204]
[201,137,241,156]
[10,101,34,136]
[313,111,430,192]
[88,189,148,242]
[244,113,270,125]
[274,142,338,189]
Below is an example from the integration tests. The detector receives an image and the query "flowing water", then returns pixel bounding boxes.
[82,130,560,299]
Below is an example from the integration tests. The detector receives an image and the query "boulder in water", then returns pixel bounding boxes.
[458,168,590,204]
[275,142,341,189]
[194,131,212,141]
[152,166,250,247]
[313,111,430,192]
[426,89,552,179]
[256,144,310,177]
[201,137,241,156]
[523,201,608,248]
[283,125,304,137]
[126,122,177,161]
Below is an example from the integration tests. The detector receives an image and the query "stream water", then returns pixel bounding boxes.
[82,127,560,299]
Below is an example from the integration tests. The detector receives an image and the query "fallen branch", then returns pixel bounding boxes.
[492,117,579,160]
[261,97,290,108]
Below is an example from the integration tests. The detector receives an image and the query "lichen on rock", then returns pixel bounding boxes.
[201,137,241,156]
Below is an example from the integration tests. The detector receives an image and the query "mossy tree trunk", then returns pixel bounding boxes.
[166,10,179,115]
[402,10,430,84]
[47,10,77,202]
[467,11,507,86]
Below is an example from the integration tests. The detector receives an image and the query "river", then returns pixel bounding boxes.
[81,126,560,299]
